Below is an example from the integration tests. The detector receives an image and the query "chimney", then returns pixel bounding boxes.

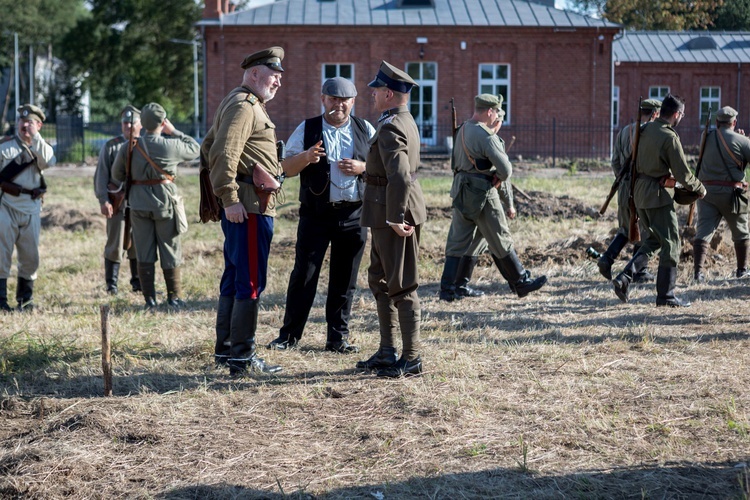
[228,3,236,13]
[203,0,222,18]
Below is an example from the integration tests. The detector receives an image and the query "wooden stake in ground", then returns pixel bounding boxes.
[100,304,112,396]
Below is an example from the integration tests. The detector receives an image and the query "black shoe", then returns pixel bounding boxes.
[514,275,547,298]
[656,297,691,307]
[356,347,398,370]
[325,340,360,354]
[633,269,655,283]
[694,272,706,284]
[107,284,118,295]
[0,300,12,313]
[267,336,299,350]
[455,285,484,298]
[229,356,282,376]
[612,275,630,303]
[144,297,157,311]
[167,297,187,309]
[377,356,423,378]
[737,268,750,279]
[17,301,34,312]
[597,256,614,280]
[438,288,457,302]
[214,354,230,366]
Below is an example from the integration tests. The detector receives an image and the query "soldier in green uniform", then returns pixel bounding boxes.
[612,94,705,307]
[201,47,285,376]
[694,106,750,281]
[112,103,199,309]
[439,94,546,301]
[356,61,426,378]
[0,105,55,312]
[598,99,661,282]
[93,105,142,295]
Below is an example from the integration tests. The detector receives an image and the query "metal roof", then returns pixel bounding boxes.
[614,31,750,64]
[206,0,619,28]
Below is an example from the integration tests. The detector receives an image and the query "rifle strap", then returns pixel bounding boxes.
[134,140,175,181]
[716,129,744,171]
[0,143,39,183]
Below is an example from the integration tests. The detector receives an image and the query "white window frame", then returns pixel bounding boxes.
[478,63,511,124]
[649,86,670,100]
[320,63,355,113]
[405,61,438,146]
[612,86,620,128]
[699,86,720,126]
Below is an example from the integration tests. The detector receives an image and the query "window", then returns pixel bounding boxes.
[406,62,437,146]
[322,64,353,83]
[700,87,720,125]
[478,64,510,123]
[649,86,669,100]
[612,86,620,127]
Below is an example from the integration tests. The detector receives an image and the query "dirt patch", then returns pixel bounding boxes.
[41,205,104,232]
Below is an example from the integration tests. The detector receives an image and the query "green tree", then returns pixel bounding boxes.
[569,0,723,30]
[712,0,750,30]
[60,0,202,122]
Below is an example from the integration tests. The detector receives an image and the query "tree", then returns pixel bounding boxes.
[568,0,723,30]
[712,0,750,30]
[60,0,202,122]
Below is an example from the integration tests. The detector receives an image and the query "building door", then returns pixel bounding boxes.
[406,62,437,146]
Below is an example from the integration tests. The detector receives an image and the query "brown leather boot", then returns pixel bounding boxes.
[163,267,185,308]
[734,240,750,278]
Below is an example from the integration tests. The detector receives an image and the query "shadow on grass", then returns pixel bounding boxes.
[155,460,749,499]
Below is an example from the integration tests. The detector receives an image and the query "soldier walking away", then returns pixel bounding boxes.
[438,94,546,301]
[612,94,705,307]
[267,77,375,354]
[93,105,142,295]
[201,47,286,376]
[598,99,661,282]
[112,103,199,310]
[694,106,750,282]
[0,105,55,312]
[356,61,426,378]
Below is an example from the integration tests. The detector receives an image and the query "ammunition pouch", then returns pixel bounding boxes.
[107,181,126,214]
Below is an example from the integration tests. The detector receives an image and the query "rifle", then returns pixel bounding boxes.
[627,97,643,242]
[450,97,458,140]
[600,123,633,215]
[686,110,711,226]
[122,115,135,251]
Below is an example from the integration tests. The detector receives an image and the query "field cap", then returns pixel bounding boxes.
[18,104,46,122]
[141,103,167,130]
[716,106,738,122]
[475,94,503,110]
[322,77,357,98]
[368,61,418,94]
[241,46,285,72]
[120,104,141,123]
[640,99,662,111]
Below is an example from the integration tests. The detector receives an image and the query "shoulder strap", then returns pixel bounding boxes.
[717,129,744,169]
[134,140,175,181]
[459,125,478,169]
[0,142,37,182]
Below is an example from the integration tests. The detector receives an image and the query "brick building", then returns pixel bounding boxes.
[198,0,619,158]
[613,31,750,149]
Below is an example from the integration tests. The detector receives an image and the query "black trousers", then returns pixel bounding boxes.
[280,202,367,343]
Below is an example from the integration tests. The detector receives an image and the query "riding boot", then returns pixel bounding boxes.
[163,267,185,308]
[138,262,157,310]
[214,295,234,365]
[455,256,484,298]
[612,252,649,303]
[598,233,628,280]
[129,259,142,292]
[104,259,119,295]
[228,298,281,376]
[693,239,709,283]
[491,253,523,293]
[439,256,461,301]
[16,277,34,312]
[631,244,655,283]
[734,240,750,278]
[656,265,691,307]
[0,279,11,312]
[495,250,547,298]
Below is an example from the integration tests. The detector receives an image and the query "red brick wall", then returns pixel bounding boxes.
[202,24,618,155]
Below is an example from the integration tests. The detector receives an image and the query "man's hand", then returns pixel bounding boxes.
[338,158,365,176]
[224,202,248,223]
[305,140,326,164]
[506,207,517,220]
[100,201,113,218]
[162,119,175,135]
[390,222,415,237]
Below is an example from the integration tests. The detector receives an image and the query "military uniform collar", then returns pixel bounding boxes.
[241,85,263,104]
[378,105,407,123]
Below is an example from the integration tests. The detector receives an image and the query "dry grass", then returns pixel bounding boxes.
[1,162,749,499]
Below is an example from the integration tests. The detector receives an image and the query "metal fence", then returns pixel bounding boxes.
[4,116,709,164]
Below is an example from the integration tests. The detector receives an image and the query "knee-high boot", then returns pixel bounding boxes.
[455,256,484,298]
[656,265,691,307]
[163,267,185,308]
[104,259,120,295]
[734,240,750,278]
[439,256,461,301]
[598,233,628,280]
[612,252,649,303]
[129,259,141,292]
[0,279,11,312]
[214,295,234,365]
[494,250,547,298]
[138,262,157,309]
[693,239,709,283]
[16,278,34,312]
[228,298,281,376]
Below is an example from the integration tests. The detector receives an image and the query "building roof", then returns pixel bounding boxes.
[204,0,619,29]
[614,31,750,64]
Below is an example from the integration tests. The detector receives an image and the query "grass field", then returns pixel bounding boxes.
[0,162,748,499]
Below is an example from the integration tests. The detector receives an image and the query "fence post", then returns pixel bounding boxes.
[552,117,556,168]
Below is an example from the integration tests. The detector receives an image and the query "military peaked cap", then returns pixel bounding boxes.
[141,103,167,130]
[241,47,285,72]
[368,61,418,94]
[475,94,503,110]
[121,104,141,123]
[716,106,738,122]
[18,104,46,122]
[322,77,357,98]
[640,99,662,111]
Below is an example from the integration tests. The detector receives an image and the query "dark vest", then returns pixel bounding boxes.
[300,114,370,208]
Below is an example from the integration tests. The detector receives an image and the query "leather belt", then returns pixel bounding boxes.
[131,179,172,185]
[364,173,417,186]
[703,180,748,189]
[330,200,362,209]
[457,171,494,180]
